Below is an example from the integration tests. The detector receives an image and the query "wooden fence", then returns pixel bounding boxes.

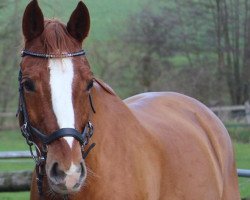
[0,104,250,192]
[210,102,250,124]
[0,112,17,130]
[0,171,32,192]
[0,151,32,159]
[0,151,250,192]
[0,151,33,192]
[1,102,250,128]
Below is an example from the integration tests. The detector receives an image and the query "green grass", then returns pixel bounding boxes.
[0,130,250,199]
[0,130,30,151]
[228,124,250,144]
[234,142,250,198]
[0,130,34,172]
[0,130,31,199]
[0,192,29,200]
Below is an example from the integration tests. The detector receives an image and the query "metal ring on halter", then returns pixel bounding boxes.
[29,142,45,165]
[20,122,28,137]
[83,122,94,146]
[88,122,94,137]
[21,123,33,146]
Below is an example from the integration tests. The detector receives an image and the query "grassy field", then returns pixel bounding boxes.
[0,130,250,199]
[0,130,32,199]
[234,142,250,198]
[0,192,29,200]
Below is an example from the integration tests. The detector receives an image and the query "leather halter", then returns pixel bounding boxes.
[17,49,95,198]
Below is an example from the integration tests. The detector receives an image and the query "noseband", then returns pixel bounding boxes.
[17,49,95,197]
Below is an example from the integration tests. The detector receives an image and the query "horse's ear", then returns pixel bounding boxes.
[22,0,44,41]
[67,1,90,42]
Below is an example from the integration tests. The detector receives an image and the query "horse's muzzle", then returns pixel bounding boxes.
[48,162,86,194]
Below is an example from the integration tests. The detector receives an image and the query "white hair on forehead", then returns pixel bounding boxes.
[49,58,75,148]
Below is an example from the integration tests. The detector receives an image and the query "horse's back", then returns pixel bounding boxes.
[124,92,240,200]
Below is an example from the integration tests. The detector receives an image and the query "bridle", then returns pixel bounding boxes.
[17,49,96,198]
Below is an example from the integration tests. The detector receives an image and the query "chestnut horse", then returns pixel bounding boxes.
[17,1,240,200]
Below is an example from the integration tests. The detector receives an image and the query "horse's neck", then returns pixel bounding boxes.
[83,81,159,198]
[89,80,146,160]
[91,80,143,142]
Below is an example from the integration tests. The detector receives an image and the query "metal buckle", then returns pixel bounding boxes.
[83,122,94,146]
[21,123,33,146]
[29,143,45,165]
[20,122,28,136]
[88,122,94,138]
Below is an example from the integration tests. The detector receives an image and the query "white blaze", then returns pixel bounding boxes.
[49,58,75,148]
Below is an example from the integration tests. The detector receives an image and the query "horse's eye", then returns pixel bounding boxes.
[23,79,35,92]
[87,80,94,91]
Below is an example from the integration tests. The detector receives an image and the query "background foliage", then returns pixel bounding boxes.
[1,0,250,113]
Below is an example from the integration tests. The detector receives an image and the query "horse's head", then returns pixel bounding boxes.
[19,0,93,195]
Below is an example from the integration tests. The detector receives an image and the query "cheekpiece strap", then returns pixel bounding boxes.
[21,49,86,58]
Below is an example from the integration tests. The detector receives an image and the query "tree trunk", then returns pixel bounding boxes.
[243,0,250,102]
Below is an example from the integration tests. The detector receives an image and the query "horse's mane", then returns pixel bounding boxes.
[41,19,81,54]
[94,78,116,96]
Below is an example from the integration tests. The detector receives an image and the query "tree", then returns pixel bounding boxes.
[209,0,250,104]
[121,5,176,92]
[0,1,22,127]
[115,1,224,104]
[116,0,250,105]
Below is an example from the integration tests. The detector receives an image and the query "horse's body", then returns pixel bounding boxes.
[30,80,240,199]
[19,1,240,200]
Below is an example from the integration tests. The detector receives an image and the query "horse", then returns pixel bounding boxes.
[17,0,240,199]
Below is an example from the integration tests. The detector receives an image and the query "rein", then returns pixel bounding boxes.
[17,49,95,198]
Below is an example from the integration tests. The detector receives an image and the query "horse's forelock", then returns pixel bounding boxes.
[23,19,81,54]
[42,20,81,54]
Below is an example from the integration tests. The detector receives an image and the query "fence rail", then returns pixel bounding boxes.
[211,105,246,112]
[210,102,250,124]
[0,112,15,118]
[0,151,32,159]
[0,150,248,193]
[1,103,250,127]
[237,169,250,178]
[0,112,17,130]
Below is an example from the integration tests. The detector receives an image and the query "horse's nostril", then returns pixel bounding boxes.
[73,182,80,189]
[50,162,66,183]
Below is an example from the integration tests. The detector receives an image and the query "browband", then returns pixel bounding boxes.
[21,49,86,58]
